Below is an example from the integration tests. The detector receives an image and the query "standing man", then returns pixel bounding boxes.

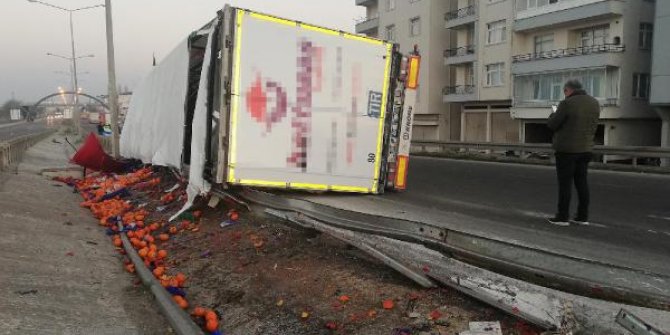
[547,79,600,226]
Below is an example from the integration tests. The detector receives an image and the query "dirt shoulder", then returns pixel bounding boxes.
[163,202,539,335]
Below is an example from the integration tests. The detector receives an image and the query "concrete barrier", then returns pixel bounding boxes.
[0,130,56,171]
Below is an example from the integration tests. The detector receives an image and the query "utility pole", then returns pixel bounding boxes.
[68,10,82,135]
[105,0,120,158]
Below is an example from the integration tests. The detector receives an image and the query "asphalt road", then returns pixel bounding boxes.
[0,121,47,142]
[389,156,670,258]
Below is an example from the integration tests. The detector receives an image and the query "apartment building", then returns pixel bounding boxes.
[355,0,453,141]
[443,0,519,143]
[510,0,660,148]
[650,0,670,166]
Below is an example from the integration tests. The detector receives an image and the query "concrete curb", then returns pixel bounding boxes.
[116,223,205,335]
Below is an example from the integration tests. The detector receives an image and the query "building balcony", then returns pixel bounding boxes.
[512,44,625,75]
[515,0,623,32]
[355,15,379,35]
[511,98,618,119]
[444,45,477,65]
[443,85,477,102]
[355,0,377,6]
[445,5,477,29]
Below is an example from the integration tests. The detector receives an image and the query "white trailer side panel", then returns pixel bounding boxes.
[227,9,393,193]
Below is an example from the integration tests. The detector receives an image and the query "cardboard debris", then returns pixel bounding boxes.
[460,321,502,335]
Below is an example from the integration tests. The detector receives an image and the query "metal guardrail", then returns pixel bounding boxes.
[444,5,476,21]
[0,130,56,171]
[444,45,476,58]
[411,140,670,165]
[512,44,625,63]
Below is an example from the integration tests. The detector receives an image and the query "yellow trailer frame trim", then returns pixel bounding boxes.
[226,8,392,194]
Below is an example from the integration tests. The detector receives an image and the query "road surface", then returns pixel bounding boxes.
[0,121,47,142]
[390,156,670,258]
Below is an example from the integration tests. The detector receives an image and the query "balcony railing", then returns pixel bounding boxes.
[514,97,619,107]
[443,85,475,95]
[512,44,625,63]
[444,5,476,21]
[444,45,476,58]
[355,13,380,25]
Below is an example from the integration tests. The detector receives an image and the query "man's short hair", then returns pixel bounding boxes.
[564,79,583,91]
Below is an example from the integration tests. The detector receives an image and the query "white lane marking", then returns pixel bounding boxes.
[578,221,608,228]
[648,214,670,222]
[647,229,658,234]
[517,210,551,219]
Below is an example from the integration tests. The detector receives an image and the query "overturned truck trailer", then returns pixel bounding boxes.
[121,6,420,197]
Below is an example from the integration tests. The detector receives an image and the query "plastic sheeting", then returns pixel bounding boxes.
[176,19,218,219]
[120,38,190,168]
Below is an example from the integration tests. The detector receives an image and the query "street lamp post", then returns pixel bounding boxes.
[46,52,94,134]
[28,0,104,135]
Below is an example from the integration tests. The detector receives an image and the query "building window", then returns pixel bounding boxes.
[534,33,554,54]
[486,63,505,86]
[639,23,653,49]
[632,73,650,99]
[514,68,618,105]
[410,17,421,36]
[522,0,558,10]
[385,25,396,41]
[387,0,396,11]
[578,25,610,47]
[487,20,507,44]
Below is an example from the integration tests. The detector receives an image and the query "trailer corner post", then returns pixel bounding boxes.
[105,0,120,158]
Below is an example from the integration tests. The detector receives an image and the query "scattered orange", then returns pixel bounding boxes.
[173,296,189,309]
[192,306,206,317]
[175,273,186,286]
[382,299,395,310]
[158,234,169,242]
[205,319,218,332]
[204,310,217,322]
[153,266,165,277]
[157,250,168,259]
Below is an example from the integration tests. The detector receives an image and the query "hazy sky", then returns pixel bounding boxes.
[0,0,364,103]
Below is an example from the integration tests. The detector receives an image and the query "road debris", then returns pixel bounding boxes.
[54,164,542,335]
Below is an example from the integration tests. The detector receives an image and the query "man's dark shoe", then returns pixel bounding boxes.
[548,217,570,226]
[570,218,589,225]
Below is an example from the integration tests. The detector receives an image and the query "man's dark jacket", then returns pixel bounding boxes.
[547,90,600,153]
